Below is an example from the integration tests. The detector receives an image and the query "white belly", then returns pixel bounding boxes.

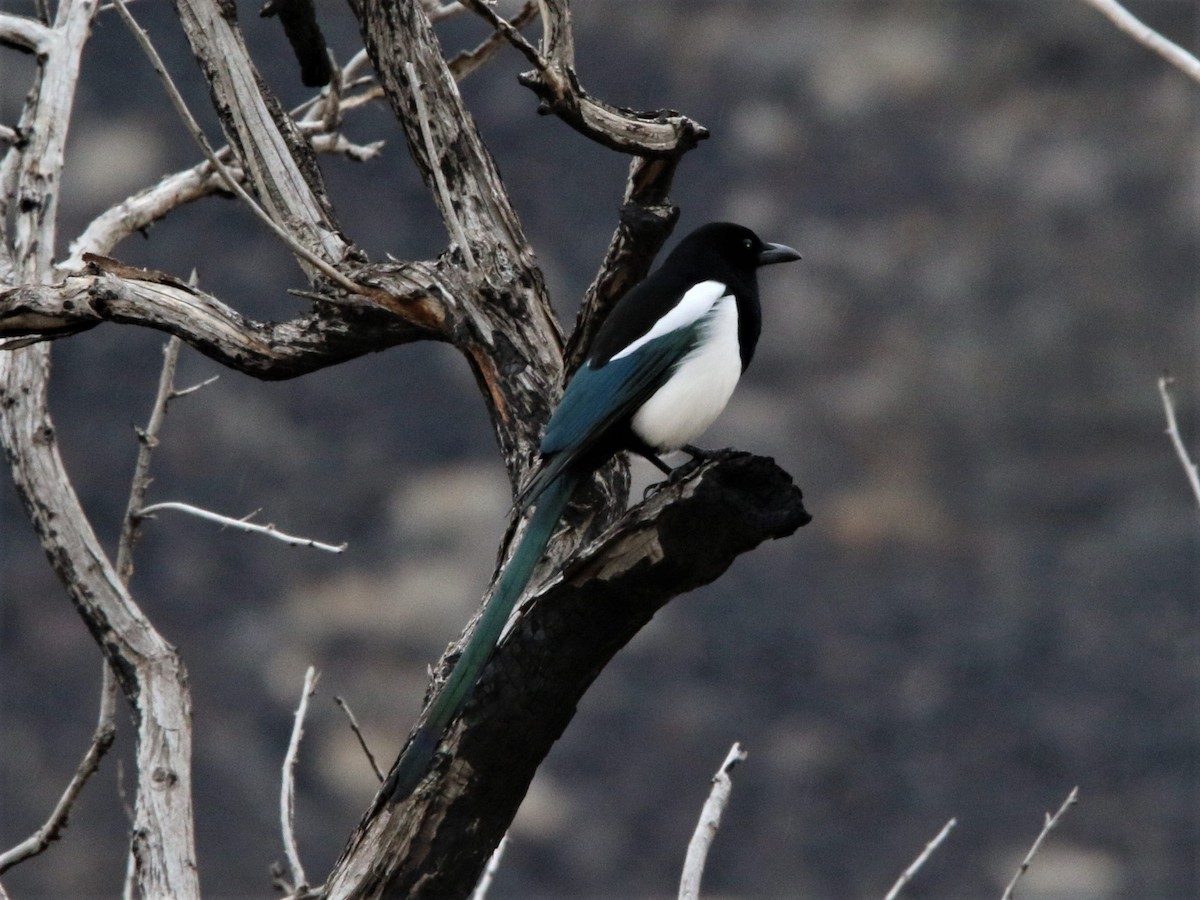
[631,296,742,452]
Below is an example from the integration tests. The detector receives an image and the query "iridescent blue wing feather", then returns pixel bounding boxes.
[517,326,698,509]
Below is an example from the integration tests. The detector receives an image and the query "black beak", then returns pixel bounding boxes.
[757,241,802,266]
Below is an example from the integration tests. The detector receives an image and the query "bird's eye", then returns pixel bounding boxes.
[743,238,755,250]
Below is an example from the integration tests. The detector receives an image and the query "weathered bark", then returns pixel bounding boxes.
[1,0,805,895]
[323,452,809,898]
[0,3,200,894]
[170,0,353,268]
[0,347,200,897]
[0,260,445,376]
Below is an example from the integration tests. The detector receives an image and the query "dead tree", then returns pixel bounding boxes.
[0,1,810,896]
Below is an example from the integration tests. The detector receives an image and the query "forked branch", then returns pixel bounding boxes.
[0,667,118,874]
[462,0,708,157]
[3,0,805,896]
[323,452,810,898]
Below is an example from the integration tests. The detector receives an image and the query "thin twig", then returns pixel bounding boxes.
[281,666,319,895]
[136,501,347,552]
[309,133,385,162]
[460,0,545,72]
[449,1,539,81]
[65,116,379,269]
[1000,787,1080,900]
[333,696,384,782]
[110,0,366,296]
[117,335,183,583]
[340,48,374,87]
[170,374,220,399]
[469,834,509,900]
[1157,375,1200,508]
[0,665,119,874]
[1080,0,1200,82]
[404,61,477,268]
[423,0,466,23]
[678,742,747,900]
[883,818,957,900]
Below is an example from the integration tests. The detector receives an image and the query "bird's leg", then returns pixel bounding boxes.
[629,447,673,500]
[634,450,674,500]
[642,451,675,476]
[666,445,713,483]
[639,446,718,500]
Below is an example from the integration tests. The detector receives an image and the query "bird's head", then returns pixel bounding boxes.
[668,222,802,273]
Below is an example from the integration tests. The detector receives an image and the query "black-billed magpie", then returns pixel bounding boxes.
[387,223,801,799]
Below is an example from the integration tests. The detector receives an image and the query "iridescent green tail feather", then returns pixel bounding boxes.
[385,469,580,800]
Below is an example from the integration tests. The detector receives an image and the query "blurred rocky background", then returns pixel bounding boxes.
[1,1,1196,897]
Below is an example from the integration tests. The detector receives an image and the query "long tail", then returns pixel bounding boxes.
[385,468,581,801]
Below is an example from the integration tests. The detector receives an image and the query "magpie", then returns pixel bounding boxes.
[386,222,801,800]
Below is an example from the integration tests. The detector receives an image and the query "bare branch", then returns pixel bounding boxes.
[351,0,574,478]
[1081,0,1200,82]
[0,261,446,377]
[5,2,810,895]
[405,61,476,268]
[339,48,375,85]
[1,0,200,893]
[325,452,810,898]
[1000,787,1080,900]
[310,133,385,162]
[136,502,348,553]
[449,2,539,82]
[63,157,235,270]
[1,0,99,280]
[351,0,550,284]
[170,374,219,398]
[112,0,364,296]
[281,666,320,895]
[169,0,353,267]
[108,334,192,878]
[678,743,747,900]
[1,345,200,899]
[116,336,183,583]
[565,156,682,373]
[502,0,708,156]
[1157,375,1200,508]
[423,0,466,23]
[334,696,385,783]
[0,12,53,53]
[460,0,543,70]
[65,103,382,270]
[883,818,957,900]
[0,665,119,874]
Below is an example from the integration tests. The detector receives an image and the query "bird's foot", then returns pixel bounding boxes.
[640,446,736,500]
[667,451,708,484]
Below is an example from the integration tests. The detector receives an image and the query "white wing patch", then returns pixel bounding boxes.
[631,295,742,452]
[610,280,728,362]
